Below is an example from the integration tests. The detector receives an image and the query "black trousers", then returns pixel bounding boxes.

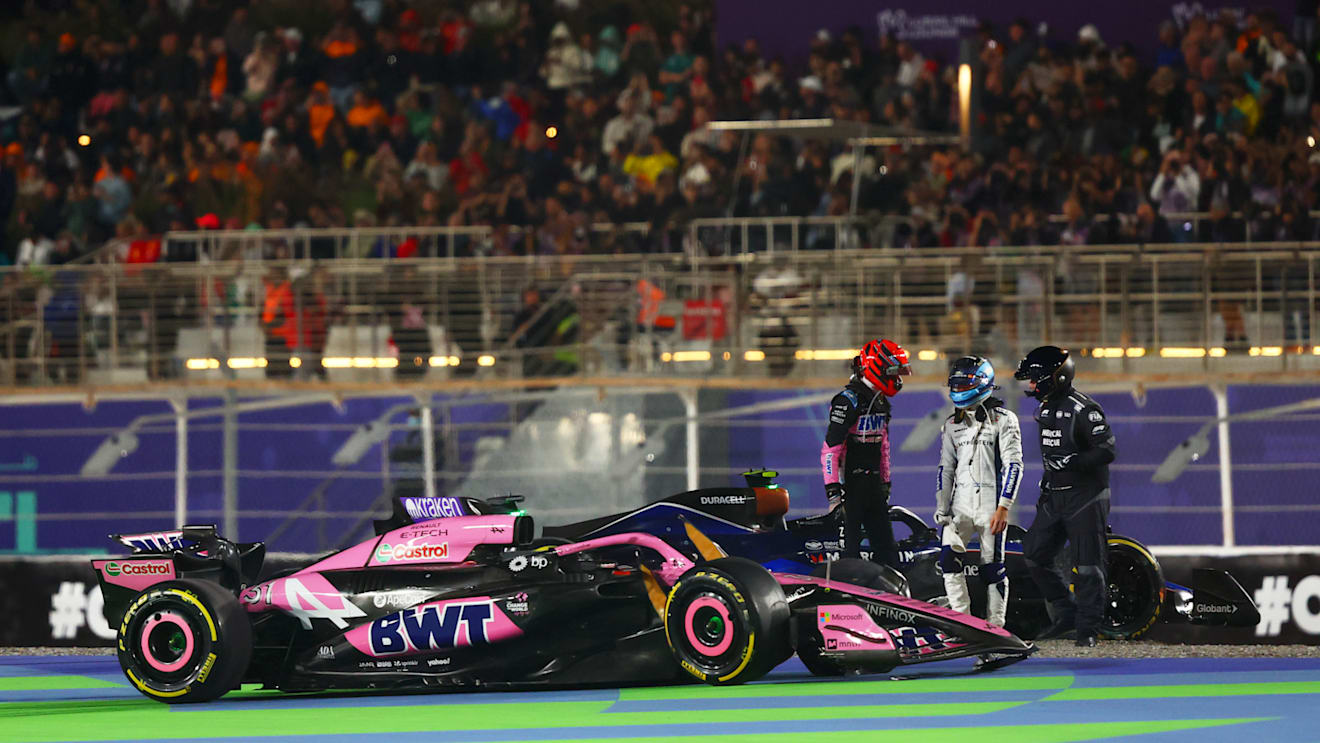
[1022,487,1110,635]
[843,470,898,569]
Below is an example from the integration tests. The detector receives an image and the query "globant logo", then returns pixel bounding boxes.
[375,542,449,563]
[104,561,171,577]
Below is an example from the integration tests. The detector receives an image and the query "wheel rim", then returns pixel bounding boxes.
[140,611,196,673]
[125,597,213,692]
[684,594,735,658]
[1105,549,1154,630]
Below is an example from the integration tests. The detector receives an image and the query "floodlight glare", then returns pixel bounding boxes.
[81,432,141,477]
[331,421,394,466]
[1152,432,1212,483]
[901,405,953,453]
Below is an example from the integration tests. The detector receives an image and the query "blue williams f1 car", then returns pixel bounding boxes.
[531,470,1261,642]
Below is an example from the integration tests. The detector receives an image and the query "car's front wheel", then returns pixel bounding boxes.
[117,579,251,703]
[664,557,791,685]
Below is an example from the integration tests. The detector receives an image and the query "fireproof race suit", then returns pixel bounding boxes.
[934,398,1023,627]
[1023,388,1116,638]
[821,377,898,568]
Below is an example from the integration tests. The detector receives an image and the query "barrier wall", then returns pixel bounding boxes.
[5,552,1314,647]
[1,384,1317,554]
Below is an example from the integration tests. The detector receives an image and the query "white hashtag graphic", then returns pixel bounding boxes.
[49,581,88,639]
[1254,575,1292,637]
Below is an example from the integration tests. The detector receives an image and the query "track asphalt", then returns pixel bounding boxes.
[2,654,1318,742]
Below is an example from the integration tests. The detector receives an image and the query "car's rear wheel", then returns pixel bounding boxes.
[117,579,251,703]
[1100,537,1163,640]
[664,557,791,685]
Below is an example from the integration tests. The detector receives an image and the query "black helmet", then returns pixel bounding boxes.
[1014,346,1074,400]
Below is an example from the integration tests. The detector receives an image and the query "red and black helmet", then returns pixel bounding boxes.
[856,338,911,396]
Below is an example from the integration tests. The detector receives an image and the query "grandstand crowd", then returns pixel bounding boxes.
[3,0,1320,264]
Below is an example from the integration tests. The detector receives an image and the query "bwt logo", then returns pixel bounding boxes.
[369,602,493,656]
[375,542,449,563]
[854,414,887,433]
[104,561,171,577]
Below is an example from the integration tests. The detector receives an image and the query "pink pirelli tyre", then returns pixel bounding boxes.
[116,579,252,703]
[663,557,791,685]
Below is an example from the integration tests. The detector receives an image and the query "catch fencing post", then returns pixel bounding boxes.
[172,398,188,528]
[682,389,699,491]
[420,396,437,500]
[1213,384,1235,548]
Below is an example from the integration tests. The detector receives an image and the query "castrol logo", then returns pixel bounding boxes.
[374,542,449,563]
[105,561,171,577]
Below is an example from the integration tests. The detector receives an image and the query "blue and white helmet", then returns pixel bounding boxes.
[947,356,996,409]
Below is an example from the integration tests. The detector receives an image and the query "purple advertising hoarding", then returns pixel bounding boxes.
[716,0,1296,66]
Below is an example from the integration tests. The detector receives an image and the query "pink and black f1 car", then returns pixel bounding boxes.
[93,503,1034,703]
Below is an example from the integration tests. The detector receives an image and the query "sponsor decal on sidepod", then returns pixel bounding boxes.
[104,561,172,577]
[374,542,449,564]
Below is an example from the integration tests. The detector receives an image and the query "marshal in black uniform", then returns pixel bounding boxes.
[1014,346,1116,647]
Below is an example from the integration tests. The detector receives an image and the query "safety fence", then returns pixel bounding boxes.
[1,231,1319,388]
[0,384,1315,560]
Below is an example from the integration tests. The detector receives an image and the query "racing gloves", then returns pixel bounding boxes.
[826,483,846,511]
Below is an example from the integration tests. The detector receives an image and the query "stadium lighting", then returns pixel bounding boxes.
[957,64,973,149]
[901,405,953,453]
[81,395,331,477]
[330,401,421,466]
[77,134,91,147]
[545,126,558,139]
[1152,396,1320,482]
[1152,432,1212,483]
[81,432,141,477]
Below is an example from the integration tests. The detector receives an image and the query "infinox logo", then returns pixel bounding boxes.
[104,561,171,577]
[375,542,449,563]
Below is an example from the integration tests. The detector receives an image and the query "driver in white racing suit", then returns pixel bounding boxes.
[934,356,1023,628]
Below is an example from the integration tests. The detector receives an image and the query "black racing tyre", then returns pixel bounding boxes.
[664,557,792,685]
[116,579,252,703]
[811,558,910,597]
[1100,537,1164,640]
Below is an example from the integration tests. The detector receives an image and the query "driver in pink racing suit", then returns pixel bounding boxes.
[821,338,911,568]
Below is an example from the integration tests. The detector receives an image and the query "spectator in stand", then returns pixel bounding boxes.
[602,93,654,157]
[595,26,624,81]
[6,0,1320,267]
[659,31,696,100]
[321,22,363,111]
[347,90,389,131]
[1149,149,1202,235]
[405,141,448,191]
[242,34,281,102]
[93,154,132,229]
